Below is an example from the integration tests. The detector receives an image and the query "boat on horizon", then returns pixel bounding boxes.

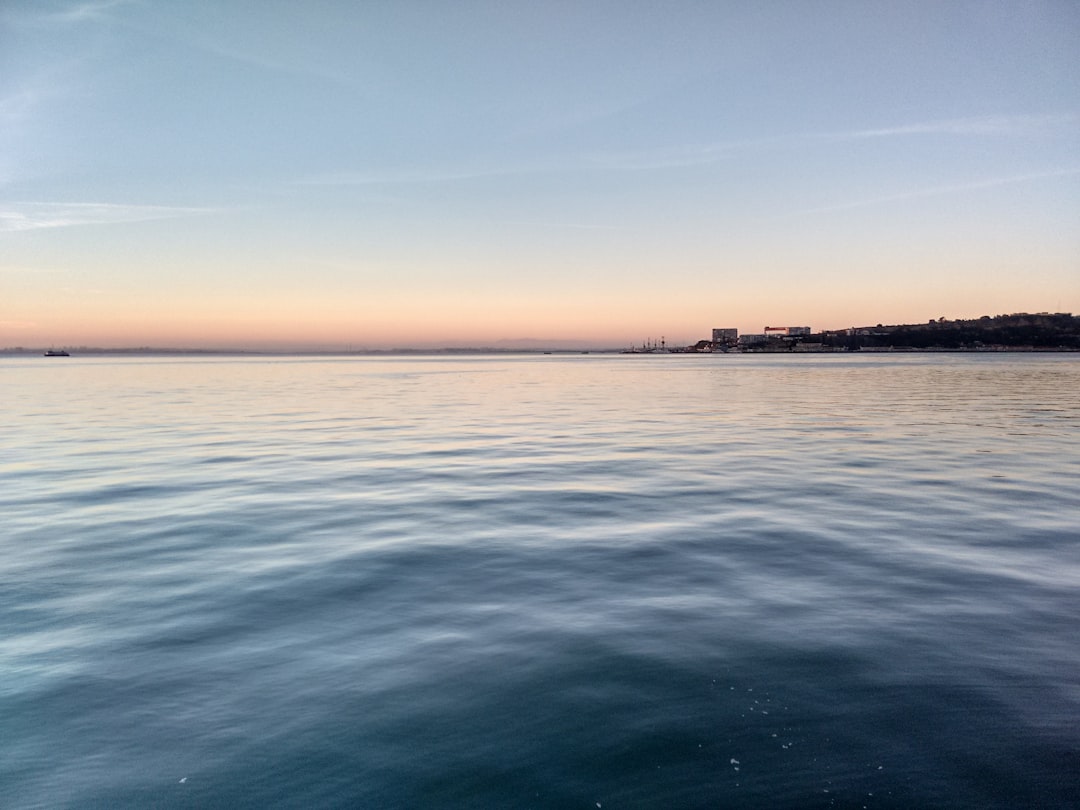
[44,349,70,357]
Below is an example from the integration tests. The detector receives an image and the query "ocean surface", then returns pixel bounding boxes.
[2,353,1079,809]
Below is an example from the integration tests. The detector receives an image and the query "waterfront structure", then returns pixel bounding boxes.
[712,328,738,343]
[763,326,811,337]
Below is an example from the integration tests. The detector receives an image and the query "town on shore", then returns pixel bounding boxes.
[626,312,1080,354]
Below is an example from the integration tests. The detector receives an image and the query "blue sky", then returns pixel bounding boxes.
[2,0,1078,348]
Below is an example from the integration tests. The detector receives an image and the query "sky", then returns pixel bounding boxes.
[2,0,1079,349]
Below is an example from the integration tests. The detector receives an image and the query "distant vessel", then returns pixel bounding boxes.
[44,349,70,357]
[622,337,670,354]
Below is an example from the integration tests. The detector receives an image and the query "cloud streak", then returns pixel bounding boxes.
[296,167,531,187]
[288,112,1080,195]
[45,0,136,24]
[822,113,1079,141]
[587,113,1079,173]
[803,168,1080,214]
[0,202,215,232]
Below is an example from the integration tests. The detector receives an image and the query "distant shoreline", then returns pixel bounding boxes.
[2,347,625,357]
[7,312,1079,356]
[5,347,1080,357]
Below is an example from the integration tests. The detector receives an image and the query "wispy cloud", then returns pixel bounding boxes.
[584,113,1079,172]
[821,113,1078,141]
[803,168,1080,214]
[297,148,738,186]
[582,136,793,172]
[291,159,570,189]
[292,112,1080,191]
[0,202,215,232]
[45,0,136,24]
[582,146,725,172]
[296,165,545,186]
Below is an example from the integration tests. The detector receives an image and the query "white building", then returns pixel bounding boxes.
[763,326,812,337]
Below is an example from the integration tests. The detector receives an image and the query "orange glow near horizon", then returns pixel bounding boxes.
[7,284,1075,351]
[5,230,1077,349]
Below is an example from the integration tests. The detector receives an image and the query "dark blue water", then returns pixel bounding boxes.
[3,354,1079,808]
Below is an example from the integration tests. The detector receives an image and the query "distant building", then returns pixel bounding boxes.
[712,328,738,344]
[739,333,767,346]
[763,326,811,337]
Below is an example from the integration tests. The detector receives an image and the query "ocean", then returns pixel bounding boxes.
[2,353,1078,808]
